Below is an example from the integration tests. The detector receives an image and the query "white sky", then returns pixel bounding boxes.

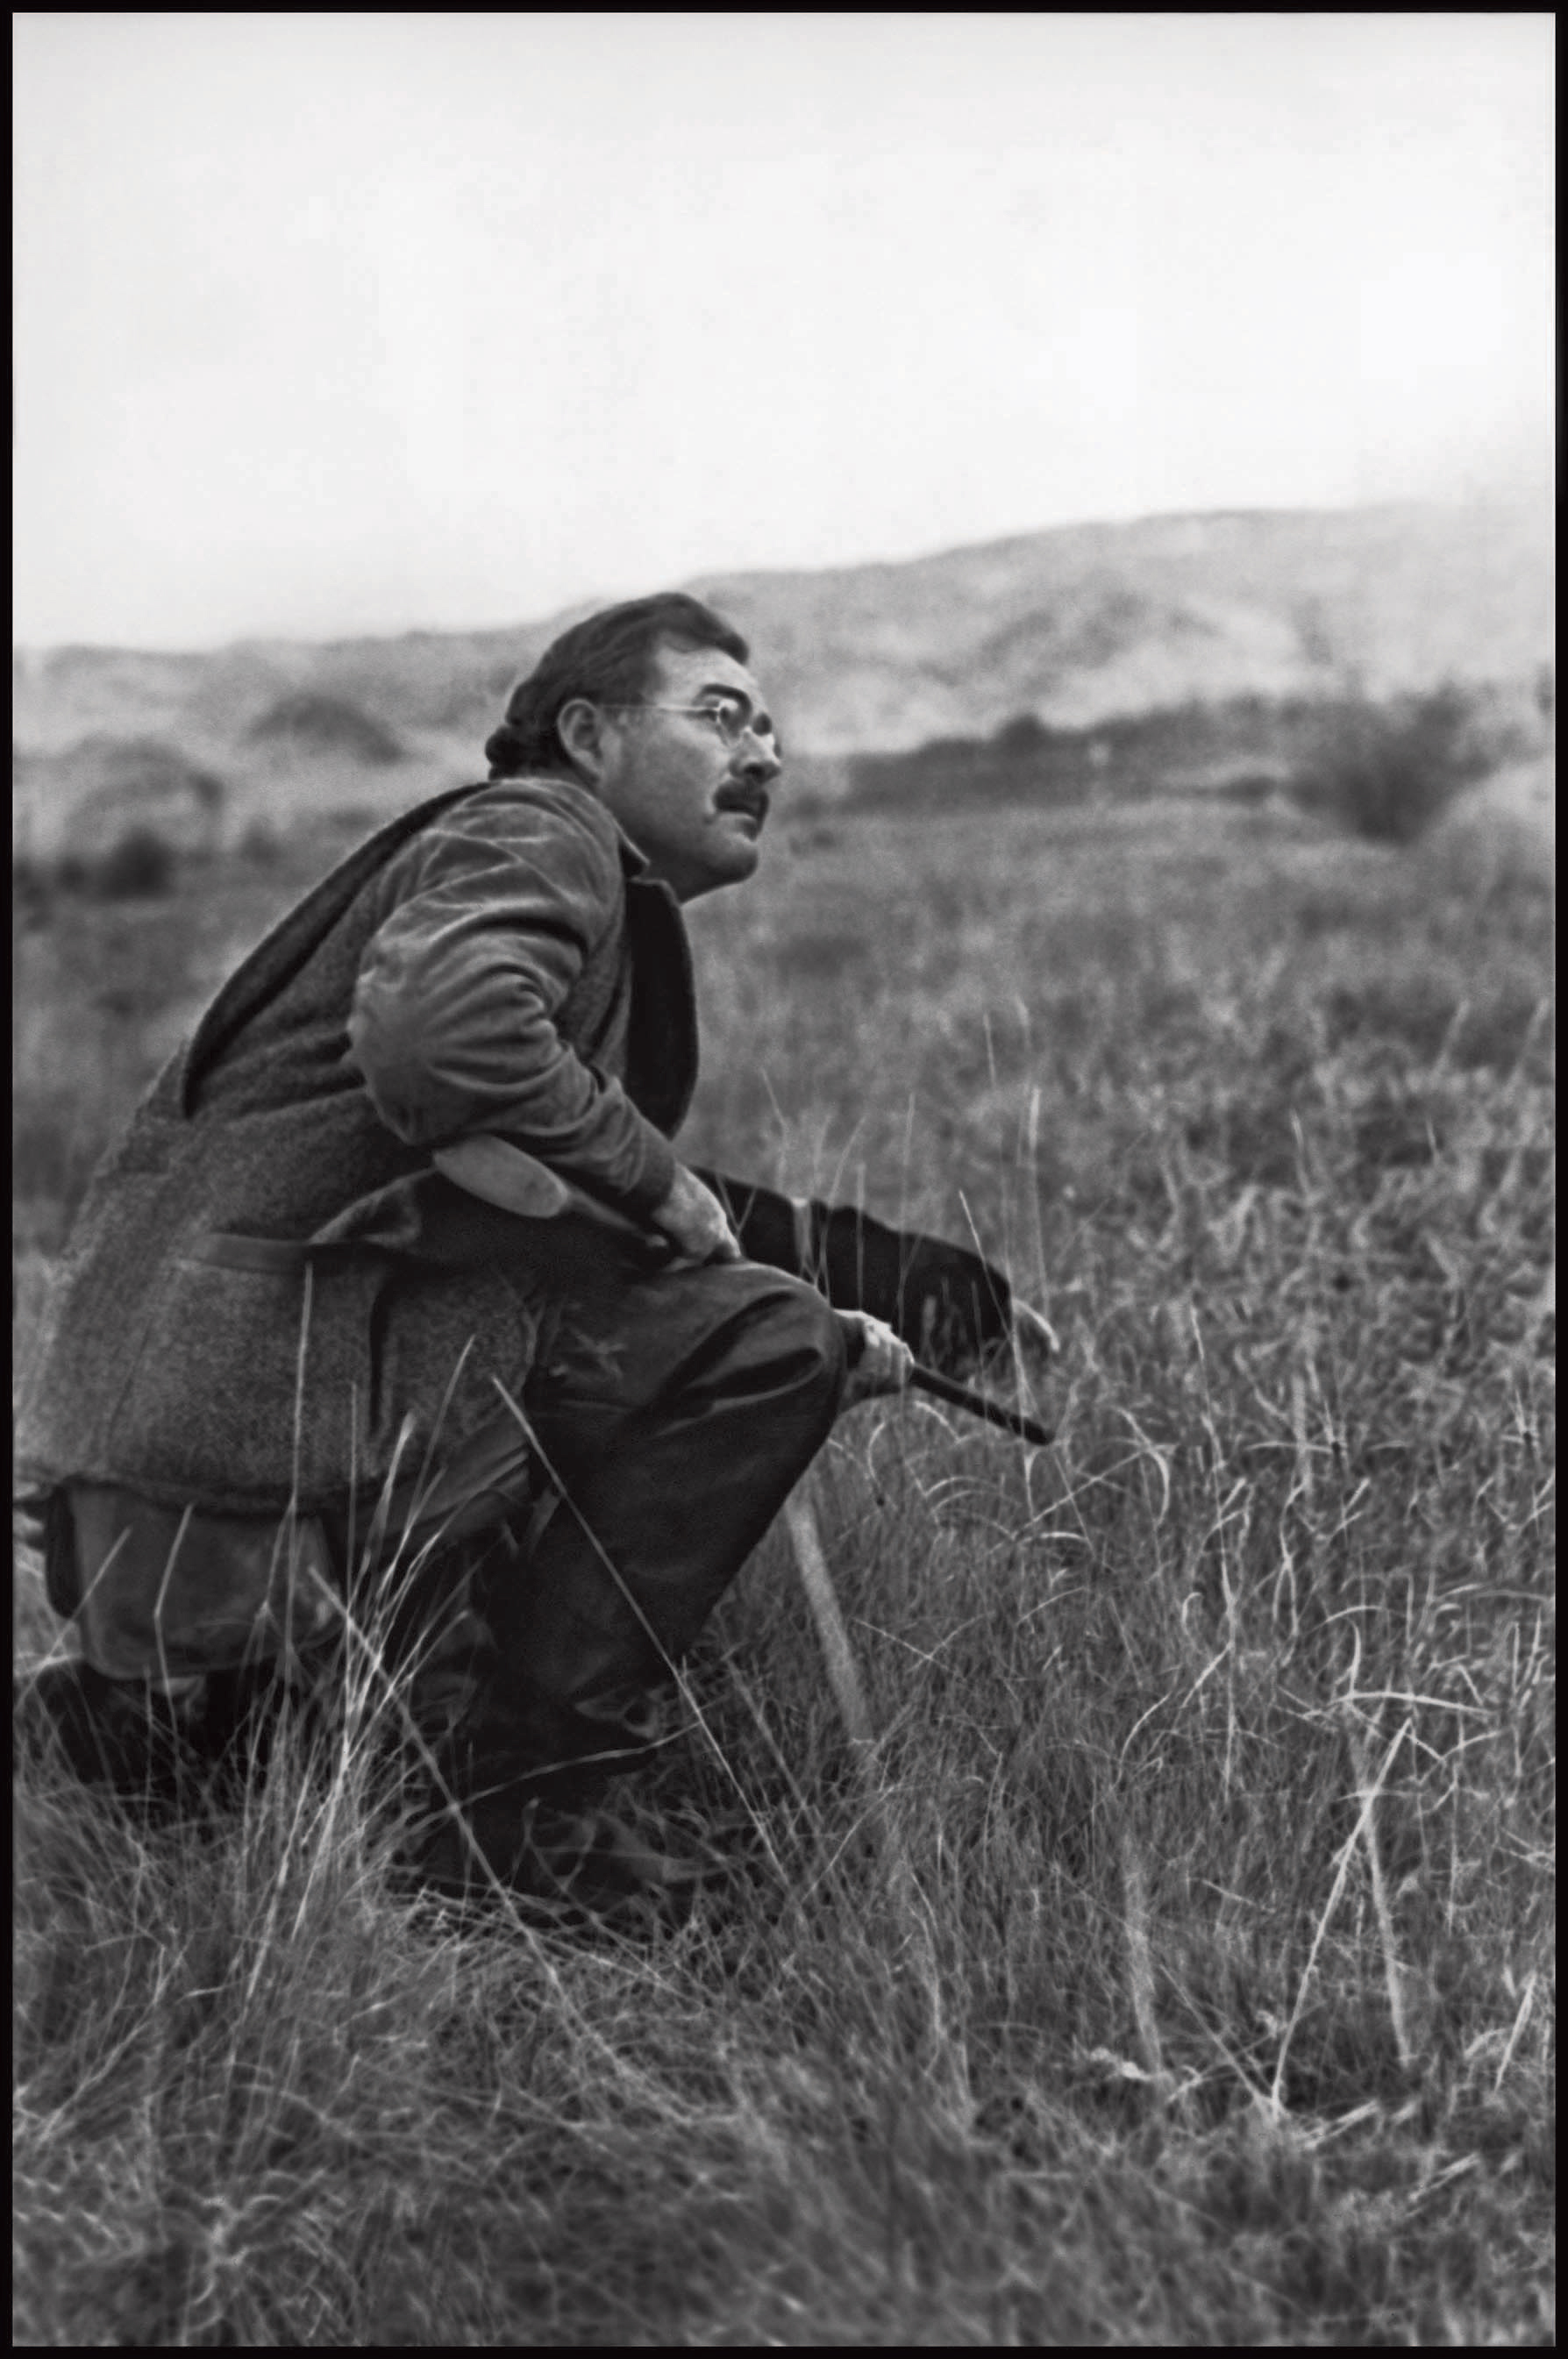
[13,12,1554,649]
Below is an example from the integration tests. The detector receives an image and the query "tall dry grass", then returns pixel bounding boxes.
[14,788,1554,2343]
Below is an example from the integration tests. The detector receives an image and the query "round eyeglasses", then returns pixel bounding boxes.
[602,698,781,755]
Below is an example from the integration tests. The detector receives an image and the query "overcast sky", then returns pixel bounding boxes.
[13,12,1553,649]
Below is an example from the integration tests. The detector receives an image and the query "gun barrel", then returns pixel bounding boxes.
[909,1365,1055,1448]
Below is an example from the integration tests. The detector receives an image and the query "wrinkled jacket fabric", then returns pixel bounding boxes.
[17,777,698,1518]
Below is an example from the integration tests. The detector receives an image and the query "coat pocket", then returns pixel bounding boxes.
[109,1251,385,1509]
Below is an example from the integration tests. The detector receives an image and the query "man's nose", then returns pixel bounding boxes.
[736,731,782,783]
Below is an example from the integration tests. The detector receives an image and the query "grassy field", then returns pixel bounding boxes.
[13,783,1555,2345]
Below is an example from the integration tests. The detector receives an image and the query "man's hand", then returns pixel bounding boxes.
[837,1312,916,1409]
[649,1165,745,1265]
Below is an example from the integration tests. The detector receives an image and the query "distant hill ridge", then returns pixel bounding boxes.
[12,503,1551,798]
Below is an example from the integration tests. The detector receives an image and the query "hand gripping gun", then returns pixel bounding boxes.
[433,1134,1055,1448]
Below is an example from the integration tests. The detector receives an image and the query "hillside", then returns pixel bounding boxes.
[12,500,1551,845]
[690,501,1551,751]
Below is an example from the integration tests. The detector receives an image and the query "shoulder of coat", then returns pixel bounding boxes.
[451,774,649,878]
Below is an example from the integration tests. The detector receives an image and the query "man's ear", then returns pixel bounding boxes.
[555,697,606,780]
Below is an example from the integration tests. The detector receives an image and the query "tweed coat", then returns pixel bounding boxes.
[17,777,698,1522]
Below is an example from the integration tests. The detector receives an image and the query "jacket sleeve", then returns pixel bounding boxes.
[345,785,678,1217]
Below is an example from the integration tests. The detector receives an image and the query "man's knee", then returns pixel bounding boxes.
[731,1269,849,1418]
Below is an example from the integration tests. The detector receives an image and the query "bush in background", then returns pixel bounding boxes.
[90,823,179,901]
[237,816,286,868]
[19,824,182,903]
[1290,681,1493,846]
[246,691,406,766]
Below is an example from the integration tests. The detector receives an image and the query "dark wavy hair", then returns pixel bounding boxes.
[484,593,750,778]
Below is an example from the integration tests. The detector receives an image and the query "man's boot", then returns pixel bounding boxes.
[410,1787,717,1921]
[407,1678,718,1918]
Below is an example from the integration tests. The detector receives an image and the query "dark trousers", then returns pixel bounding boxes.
[357,1220,849,1800]
[18,1229,847,1809]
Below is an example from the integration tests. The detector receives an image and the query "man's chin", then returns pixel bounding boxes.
[712,823,764,875]
[673,832,762,902]
[712,848,761,894]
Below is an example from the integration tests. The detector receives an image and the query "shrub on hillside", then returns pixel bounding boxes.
[246,693,405,766]
[238,816,286,868]
[993,711,1051,757]
[14,855,53,923]
[1290,683,1490,846]
[91,823,177,901]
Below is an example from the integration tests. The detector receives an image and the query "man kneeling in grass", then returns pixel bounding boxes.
[16,594,1050,1914]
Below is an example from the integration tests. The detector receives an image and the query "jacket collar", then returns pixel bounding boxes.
[616,830,652,880]
[517,766,652,880]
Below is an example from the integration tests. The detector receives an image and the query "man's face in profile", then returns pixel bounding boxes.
[592,642,784,903]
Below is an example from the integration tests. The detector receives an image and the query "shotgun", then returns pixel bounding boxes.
[434,1135,1055,1449]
